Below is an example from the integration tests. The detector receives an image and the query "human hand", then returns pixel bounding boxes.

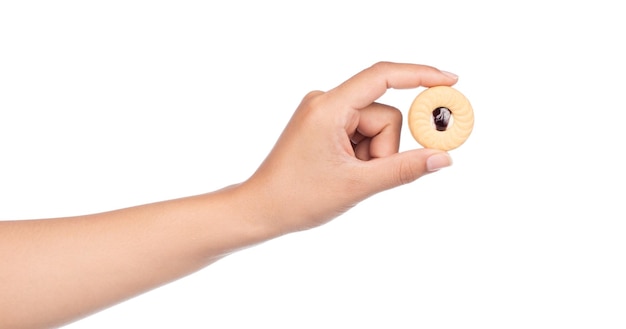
[242,62,459,235]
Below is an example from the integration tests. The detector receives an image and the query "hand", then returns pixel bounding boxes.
[242,62,459,234]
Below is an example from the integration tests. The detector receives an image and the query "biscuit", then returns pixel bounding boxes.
[407,86,474,151]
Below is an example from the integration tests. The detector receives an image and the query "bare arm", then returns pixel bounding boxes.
[0,185,271,328]
[0,62,457,329]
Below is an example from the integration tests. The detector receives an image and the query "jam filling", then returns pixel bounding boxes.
[432,107,452,131]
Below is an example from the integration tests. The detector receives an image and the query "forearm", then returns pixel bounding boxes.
[0,183,274,329]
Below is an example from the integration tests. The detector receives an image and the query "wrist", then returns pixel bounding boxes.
[199,182,286,255]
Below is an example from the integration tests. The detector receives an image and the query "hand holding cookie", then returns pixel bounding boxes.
[245,62,460,234]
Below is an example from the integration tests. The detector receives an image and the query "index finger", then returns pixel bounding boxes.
[328,62,459,110]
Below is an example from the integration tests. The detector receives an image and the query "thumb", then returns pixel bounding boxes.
[362,149,453,193]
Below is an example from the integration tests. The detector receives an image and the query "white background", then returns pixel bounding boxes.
[1,1,625,328]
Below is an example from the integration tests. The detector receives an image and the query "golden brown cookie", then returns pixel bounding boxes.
[407,86,474,151]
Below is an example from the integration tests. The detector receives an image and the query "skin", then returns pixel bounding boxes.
[0,62,457,329]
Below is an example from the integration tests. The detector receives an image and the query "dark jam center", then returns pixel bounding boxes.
[433,107,452,131]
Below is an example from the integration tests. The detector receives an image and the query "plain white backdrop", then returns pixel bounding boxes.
[1,1,625,328]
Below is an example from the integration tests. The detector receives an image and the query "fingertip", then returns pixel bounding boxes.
[440,70,459,81]
[425,152,453,172]
[418,67,460,88]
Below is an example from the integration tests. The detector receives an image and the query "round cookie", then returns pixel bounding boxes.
[407,86,474,151]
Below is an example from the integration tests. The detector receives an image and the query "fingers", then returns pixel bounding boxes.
[361,149,453,194]
[328,62,458,110]
[350,102,402,160]
[353,137,372,160]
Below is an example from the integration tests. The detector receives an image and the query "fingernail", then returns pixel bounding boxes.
[441,70,458,80]
[426,153,453,172]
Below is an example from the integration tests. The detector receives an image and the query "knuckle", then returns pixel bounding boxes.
[376,104,402,128]
[389,106,403,125]
[300,90,326,110]
[370,61,393,71]
[296,90,330,119]
[302,90,325,102]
